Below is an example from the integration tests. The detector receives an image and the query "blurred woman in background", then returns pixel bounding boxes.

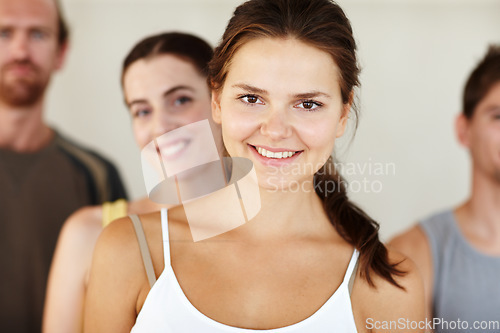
[42,31,222,333]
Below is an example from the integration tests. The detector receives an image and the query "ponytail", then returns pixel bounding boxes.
[209,0,405,288]
[314,157,405,288]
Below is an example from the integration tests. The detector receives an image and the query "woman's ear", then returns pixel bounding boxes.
[336,93,353,138]
[212,90,222,124]
[455,113,471,148]
[336,108,349,138]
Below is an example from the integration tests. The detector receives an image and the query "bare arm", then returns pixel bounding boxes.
[353,250,426,333]
[388,225,433,320]
[42,207,103,333]
[83,217,146,333]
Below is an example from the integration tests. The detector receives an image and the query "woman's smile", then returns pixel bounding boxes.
[247,143,303,167]
[213,37,348,188]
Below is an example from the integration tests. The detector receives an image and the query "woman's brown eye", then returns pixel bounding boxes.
[297,100,321,111]
[303,101,314,109]
[247,96,257,103]
[240,94,263,105]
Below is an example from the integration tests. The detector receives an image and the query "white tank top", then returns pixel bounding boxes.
[131,208,359,332]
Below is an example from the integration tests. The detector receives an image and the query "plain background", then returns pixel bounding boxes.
[45,0,500,240]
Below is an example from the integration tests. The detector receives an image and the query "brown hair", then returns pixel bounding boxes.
[121,32,213,85]
[463,45,500,119]
[208,0,404,288]
[54,0,68,45]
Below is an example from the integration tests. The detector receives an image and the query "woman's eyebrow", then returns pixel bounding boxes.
[127,85,196,107]
[127,99,147,108]
[232,83,268,95]
[232,84,331,99]
[485,105,500,113]
[162,85,196,98]
[293,91,332,99]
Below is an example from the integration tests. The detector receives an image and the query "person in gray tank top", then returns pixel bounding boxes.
[390,45,500,333]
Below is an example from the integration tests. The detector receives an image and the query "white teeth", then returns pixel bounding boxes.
[160,140,187,157]
[254,146,297,159]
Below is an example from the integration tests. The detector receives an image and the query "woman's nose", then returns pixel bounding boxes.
[259,106,292,141]
[153,112,180,138]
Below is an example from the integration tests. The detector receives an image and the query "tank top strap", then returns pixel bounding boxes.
[161,208,171,266]
[130,214,156,288]
[343,249,360,289]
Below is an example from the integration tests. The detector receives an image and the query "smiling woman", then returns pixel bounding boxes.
[83,1,425,332]
[212,37,348,187]
[42,32,221,333]
[123,54,215,149]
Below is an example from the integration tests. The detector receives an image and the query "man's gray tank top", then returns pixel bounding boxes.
[420,210,500,333]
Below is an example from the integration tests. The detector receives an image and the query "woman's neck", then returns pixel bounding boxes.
[231,185,333,242]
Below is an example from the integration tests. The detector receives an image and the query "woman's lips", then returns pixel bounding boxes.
[157,138,191,160]
[248,144,303,166]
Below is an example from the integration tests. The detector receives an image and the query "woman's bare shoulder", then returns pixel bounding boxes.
[97,215,137,250]
[88,215,147,289]
[94,211,164,272]
[352,249,425,332]
[57,206,104,252]
[363,249,424,299]
[85,215,151,332]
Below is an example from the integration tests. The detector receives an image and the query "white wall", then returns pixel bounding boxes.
[46,0,500,240]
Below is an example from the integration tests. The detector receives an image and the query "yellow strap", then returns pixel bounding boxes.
[102,199,128,227]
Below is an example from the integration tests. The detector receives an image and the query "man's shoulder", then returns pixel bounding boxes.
[52,131,128,202]
[417,208,457,243]
[419,209,455,227]
[53,132,116,167]
[389,208,454,253]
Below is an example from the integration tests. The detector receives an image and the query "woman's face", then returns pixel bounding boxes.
[212,37,350,190]
[123,54,213,151]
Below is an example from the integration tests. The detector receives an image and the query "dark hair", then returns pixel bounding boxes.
[54,0,69,45]
[121,32,213,85]
[463,45,500,118]
[208,0,404,288]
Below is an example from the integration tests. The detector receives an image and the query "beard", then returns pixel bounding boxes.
[494,168,500,185]
[0,60,49,107]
